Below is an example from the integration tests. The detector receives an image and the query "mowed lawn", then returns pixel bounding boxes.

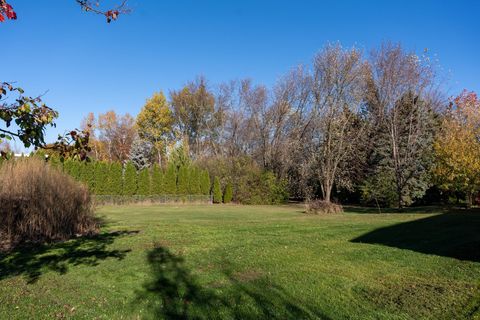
[1,205,479,319]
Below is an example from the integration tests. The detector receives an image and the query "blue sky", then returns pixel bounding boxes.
[1,0,479,150]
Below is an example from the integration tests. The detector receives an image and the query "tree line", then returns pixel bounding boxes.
[4,41,477,208]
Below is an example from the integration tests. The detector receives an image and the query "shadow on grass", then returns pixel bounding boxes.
[343,205,446,214]
[351,209,480,262]
[0,230,138,284]
[136,244,330,319]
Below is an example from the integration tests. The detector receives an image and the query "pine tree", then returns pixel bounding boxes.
[151,164,164,195]
[223,183,233,203]
[213,177,222,204]
[137,168,151,195]
[177,165,189,195]
[123,162,137,195]
[200,170,211,195]
[164,162,177,194]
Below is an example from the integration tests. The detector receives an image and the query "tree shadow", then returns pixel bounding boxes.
[135,244,330,319]
[0,230,138,283]
[343,205,446,214]
[351,209,480,262]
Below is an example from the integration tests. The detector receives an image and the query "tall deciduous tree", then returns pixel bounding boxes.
[433,91,480,207]
[307,44,368,203]
[365,42,439,208]
[97,111,136,162]
[170,78,221,158]
[136,92,174,166]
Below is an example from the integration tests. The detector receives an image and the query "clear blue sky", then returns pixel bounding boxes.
[1,0,479,150]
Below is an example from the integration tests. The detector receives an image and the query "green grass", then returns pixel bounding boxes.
[1,204,479,319]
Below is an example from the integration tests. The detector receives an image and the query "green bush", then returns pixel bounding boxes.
[223,183,233,203]
[123,162,137,196]
[164,163,177,194]
[177,165,189,195]
[108,162,123,195]
[213,177,222,204]
[151,164,164,195]
[200,170,211,195]
[94,162,109,195]
[137,168,151,195]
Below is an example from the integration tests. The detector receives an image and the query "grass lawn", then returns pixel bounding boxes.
[1,204,479,319]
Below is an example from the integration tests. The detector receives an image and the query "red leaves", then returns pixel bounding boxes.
[105,10,119,23]
[0,2,17,22]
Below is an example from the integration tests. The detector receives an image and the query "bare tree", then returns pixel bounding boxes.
[306,44,368,203]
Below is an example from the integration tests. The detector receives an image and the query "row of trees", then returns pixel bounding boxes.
[50,158,211,197]
[12,41,472,208]
[76,42,453,207]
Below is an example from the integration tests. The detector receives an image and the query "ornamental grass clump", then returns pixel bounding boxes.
[0,158,97,250]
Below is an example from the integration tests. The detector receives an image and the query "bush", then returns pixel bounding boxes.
[305,200,343,215]
[137,168,151,195]
[223,183,233,203]
[0,158,97,250]
[123,162,137,196]
[213,177,222,204]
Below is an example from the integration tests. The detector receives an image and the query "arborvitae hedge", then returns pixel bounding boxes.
[109,162,123,195]
[223,183,233,203]
[177,165,189,195]
[213,177,222,204]
[123,162,137,196]
[137,168,151,195]
[200,170,211,195]
[189,167,201,195]
[47,158,218,199]
[94,162,109,195]
[164,163,177,194]
[151,164,164,195]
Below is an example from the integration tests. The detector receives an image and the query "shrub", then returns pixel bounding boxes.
[108,162,123,195]
[0,158,97,250]
[151,164,164,195]
[305,200,343,215]
[177,165,189,195]
[123,162,137,196]
[200,170,211,195]
[213,177,222,204]
[137,168,151,195]
[223,183,233,203]
[94,161,109,195]
[164,163,177,194]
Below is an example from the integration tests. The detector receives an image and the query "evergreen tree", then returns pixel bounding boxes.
[223,183,233,203]
[109,162,123,195]
[123,162,137,195]
[164,162,177,194]
[63,158,73,176]
[200,170,211,195]
[177,165,189,195]
[94,161,109,195]
[213,177,222,204]
[189,166,201,194]
[137,168,151,195]
[83,161,96,192]
[151,164,164,195]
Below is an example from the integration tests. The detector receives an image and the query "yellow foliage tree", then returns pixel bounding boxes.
[136,92,174,167]
[433,91,480,206]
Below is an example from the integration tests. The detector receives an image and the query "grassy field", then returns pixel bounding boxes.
[1,205,479,319]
